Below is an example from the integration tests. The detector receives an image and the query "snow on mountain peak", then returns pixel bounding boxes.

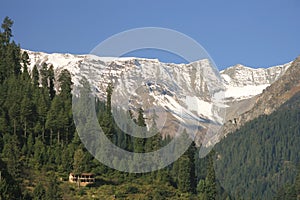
[220,62,291,101]
[23,49,292,146]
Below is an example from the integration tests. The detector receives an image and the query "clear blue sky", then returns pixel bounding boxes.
[0,0,299,70]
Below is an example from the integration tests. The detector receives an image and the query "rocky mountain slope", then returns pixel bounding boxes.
[24,50,293,145]
[222,56,300,136]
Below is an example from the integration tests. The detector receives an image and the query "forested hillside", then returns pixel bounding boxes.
[0,17,230,200]
[215,91,300,199]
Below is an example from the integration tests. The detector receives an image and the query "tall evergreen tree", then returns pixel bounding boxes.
[32,65,39,87]
[35,88,50,139]
[46,96,63,145]
[40,63,48,88]
[2,133,21,179]
[106,82,113,114]
[0,17,21,82]
[58,69,72,100]
[73,148,85,174]
[20,90,34,137]
[205,151,217,200]
[133,107,146,153]
[58,69,73,143]
[45,175,62,200]
[1,17,13,45]
[48,65,56,100]
[0,157,22,199]
[101,83,114,140]
[174,139,197,194]
[21,51,30,81]
[177,155,192,193]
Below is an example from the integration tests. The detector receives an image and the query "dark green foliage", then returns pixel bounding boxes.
[0,157,22,199]
[33,137,46,168]
[45,175,62,200]
[205,152,217,200]
[32,65,39,87]
[48,65,55,100]
[172,135,197,194]
[2,134,21,179]
[106,82,113,114]
[275,167,300,200]
[45,69,73,145]
[195,151,217,199]
[40,63,48,88]
[1,16,13,44]
[33,183,46,200]
[0,17,21,83]
[214,92,300,199]
[275,184,297,200]
[58,69,72,100]
[73,148,85,174]
[21,51,31,81]
[133,107,146,153]
[177,155,192,193]
[295,167,300,198]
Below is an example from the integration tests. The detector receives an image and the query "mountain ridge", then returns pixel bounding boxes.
[23,49,294,146]
[222,56,300,136]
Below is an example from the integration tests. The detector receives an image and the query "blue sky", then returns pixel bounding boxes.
[0,0,299,70]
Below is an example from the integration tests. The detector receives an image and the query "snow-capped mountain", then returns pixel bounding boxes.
[221,63,291,101]
[25,50,291,146]
[222,56,300,136]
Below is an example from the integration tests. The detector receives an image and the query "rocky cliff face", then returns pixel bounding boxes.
[221,63,290,101]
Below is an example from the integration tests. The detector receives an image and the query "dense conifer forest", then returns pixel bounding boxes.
[215,91,300,199]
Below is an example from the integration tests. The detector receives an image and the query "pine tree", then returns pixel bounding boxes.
[46,96,63,145]
[2,133,21,179]
[0,157,22,199]
[32,65,39,87]
[73,148,85,174]
[106,82,113,114]
[0,17,21,83]
[58,69,72,100]
[1,17,13,45]
[101,83,114,140]
[133,107,146,153]
[35,88,50,139]
[48,65,56,100]
[20,87,35,137]
[33,137,46,169]
[73,148,87,188]
[57,69,73,143]
[177,155,192,193]
[7,77,22,134]
[40,63,48,88]
[0,107,8,134]
[21,51,30,81]
[187,141,197,194]
[205,151,217,200]
[45,175,62,200]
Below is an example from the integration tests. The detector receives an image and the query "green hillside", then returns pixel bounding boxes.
[215,91,300,199]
